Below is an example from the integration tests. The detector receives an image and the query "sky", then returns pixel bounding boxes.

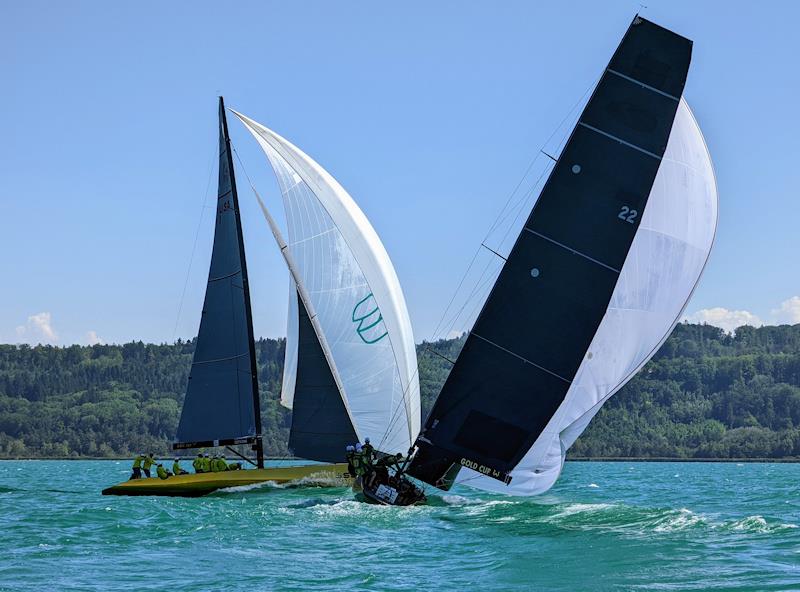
[2,0,799,346]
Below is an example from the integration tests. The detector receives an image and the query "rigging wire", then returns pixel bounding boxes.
[172,145,217,342]
[377,77,600,461]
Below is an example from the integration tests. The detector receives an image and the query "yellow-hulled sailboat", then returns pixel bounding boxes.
[103,97,420,497]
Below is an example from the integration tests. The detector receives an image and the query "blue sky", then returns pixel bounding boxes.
[2,1,798,345]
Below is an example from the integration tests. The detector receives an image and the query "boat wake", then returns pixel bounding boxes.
[214,475,350,495]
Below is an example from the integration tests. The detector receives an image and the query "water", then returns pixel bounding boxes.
[1,461,798,591]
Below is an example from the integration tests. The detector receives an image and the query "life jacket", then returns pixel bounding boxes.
[352,452,366,476]
[156,466,169,480]
[172,462,182,474]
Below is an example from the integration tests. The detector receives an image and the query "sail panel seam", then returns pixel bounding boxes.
[209,269,242,282]
[471,332,572,384]
[578,123,662,160]
[192,352,248,366]
[606,68,680,101]
[523,229,621,274]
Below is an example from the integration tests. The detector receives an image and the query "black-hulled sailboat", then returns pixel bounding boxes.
[366,16,717,505]
[104,97,420,497]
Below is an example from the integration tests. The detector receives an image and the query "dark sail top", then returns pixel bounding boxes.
[408,17,692,489]
[175,98,261,451]
[289,292,359,462]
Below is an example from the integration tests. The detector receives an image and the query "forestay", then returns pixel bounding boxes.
[407,16,699,490]
[233,111,421,455]
[457,99,718,494]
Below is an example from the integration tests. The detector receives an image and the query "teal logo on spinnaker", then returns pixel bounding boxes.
[352,293,388,344]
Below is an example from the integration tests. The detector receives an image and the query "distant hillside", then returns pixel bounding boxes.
[1,323,799,459]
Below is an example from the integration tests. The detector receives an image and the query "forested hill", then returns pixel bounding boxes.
[1,322,800,459]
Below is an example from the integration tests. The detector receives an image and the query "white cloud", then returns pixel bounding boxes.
[13,312,59,344]
[683,307,763,334]
[86,330,104,345]
[771,296,800,325]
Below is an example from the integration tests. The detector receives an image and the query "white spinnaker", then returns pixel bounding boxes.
[232,110,421,455]
[457,99,718,494]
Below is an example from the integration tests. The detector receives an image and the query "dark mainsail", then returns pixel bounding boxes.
[174,97,264,467]
[288,292,359,462]
[408,17,692,489]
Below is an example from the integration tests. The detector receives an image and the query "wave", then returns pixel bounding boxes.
[533,501,797,535]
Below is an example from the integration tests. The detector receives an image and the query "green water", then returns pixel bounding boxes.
[1,460,798,591]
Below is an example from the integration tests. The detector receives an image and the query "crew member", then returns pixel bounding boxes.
[156,463,172,480]
[142,453,157,478]
[388,452,404,471]
[201,453,212,473]
[173,457,188,475]
[193,453,204,473]
[130,453,146,480]
[345,445,356,475]
[216,455,229,472]
[352,444,367,479]
[362,438,375,466]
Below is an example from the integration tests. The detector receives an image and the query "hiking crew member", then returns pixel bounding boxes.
[387,453,404,472]
[201,453,211,473]
[130,454,146,480]
[362,438,375,467]
[173,458,188,475]
[156,463,171,480]
[352,444,366,479]
[142,453,157,478]
[216,455,229,472]
[193,453,204,473]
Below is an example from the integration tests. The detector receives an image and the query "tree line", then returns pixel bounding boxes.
[0,322,799,459]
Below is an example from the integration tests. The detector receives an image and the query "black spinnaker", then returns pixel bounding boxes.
[407,16,693,490]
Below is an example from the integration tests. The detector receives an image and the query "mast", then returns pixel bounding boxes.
[219,96,264,469]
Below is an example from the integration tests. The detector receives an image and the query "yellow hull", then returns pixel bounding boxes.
[102,463,352,497]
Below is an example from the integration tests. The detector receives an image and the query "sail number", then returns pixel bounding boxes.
[618,206,638,224]
[460,458,503,479]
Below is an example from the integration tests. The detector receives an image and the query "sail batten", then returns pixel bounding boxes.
[407,16,697,491]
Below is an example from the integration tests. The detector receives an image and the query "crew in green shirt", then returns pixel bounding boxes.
[193,453,204,473]
[142,453,157,478]
[352,445,366,478]
[156,463,171,480]
[201,453,211,472]
[362,438,375,466]
[172,458,188,475]
[130,454,146,480]
[215,455,229,472]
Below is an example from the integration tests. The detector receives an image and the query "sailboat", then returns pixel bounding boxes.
[365,16,718,505]
[103,98,419,497]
